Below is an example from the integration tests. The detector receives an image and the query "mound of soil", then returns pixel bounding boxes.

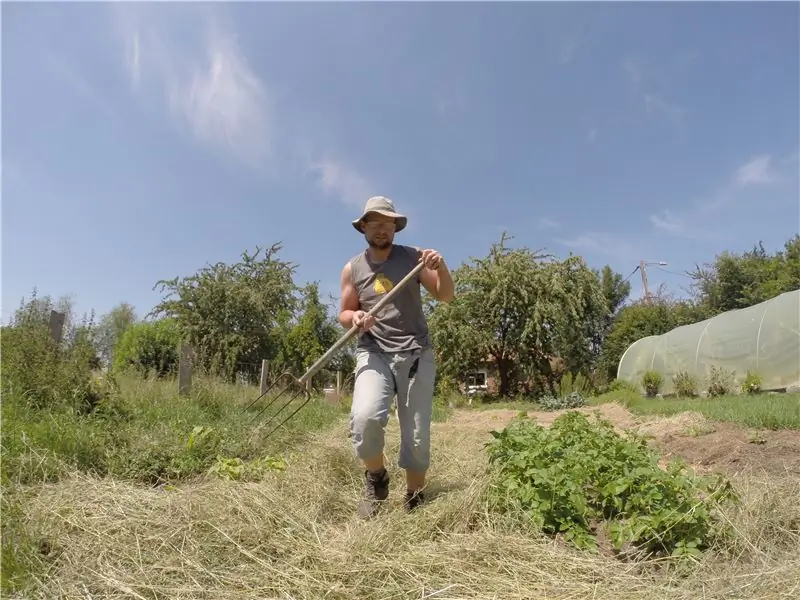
[448,404,800,477]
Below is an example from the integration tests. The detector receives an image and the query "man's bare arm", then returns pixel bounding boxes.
[419,250,455,303]
[339,262,361,328]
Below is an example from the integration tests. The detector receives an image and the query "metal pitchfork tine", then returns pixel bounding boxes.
[247,260,427,440]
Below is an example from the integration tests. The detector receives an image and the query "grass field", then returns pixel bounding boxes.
[3,376,799,599]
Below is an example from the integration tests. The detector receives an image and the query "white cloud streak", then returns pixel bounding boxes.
[111,4,376,201]
[649,152,792,239]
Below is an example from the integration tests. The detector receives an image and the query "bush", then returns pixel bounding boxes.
[642,370,663,397]
[485,411,738,558]
[707,365,736,397]
[741,370,763,395]
[538,391,585,411]
[113,318,181,378]
[0,301,103,415]
[672,369,699,398]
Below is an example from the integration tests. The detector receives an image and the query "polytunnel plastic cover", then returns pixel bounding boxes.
[617,289,800,394]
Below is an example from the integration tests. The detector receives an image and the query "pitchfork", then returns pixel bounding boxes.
[243,260,426,439]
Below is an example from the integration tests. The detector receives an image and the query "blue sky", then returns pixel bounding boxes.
[3,1,799,324]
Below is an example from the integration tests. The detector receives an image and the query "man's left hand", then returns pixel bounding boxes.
[420,248,445,271]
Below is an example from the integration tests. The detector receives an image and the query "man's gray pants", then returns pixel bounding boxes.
[349,347,436,473]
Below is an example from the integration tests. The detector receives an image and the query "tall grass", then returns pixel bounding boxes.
[1,373,348,488]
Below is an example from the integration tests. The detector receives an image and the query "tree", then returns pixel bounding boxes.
[427,233,607,397]
[274,282,343,385]
[95,302,137,368]
[689,235,800,315]
[150,244,298,382]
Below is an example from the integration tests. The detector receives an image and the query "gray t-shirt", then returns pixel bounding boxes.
[348,244,431,353]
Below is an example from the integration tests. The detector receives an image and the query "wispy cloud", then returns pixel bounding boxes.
[555,232,640,260]
[622,56,686,128]
[536,217,561,231]
[114,6,273,171]
[650,152,793,239]
[308,159,375,208]
[734,154,776,185]
[558,33,580,65]
[111,4,378,204]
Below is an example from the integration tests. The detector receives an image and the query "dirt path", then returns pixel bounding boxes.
[445,403,800,477]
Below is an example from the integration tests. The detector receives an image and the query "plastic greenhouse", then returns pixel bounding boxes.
[617,289,800,395]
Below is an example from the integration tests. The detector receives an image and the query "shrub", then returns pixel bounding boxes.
[642,370,663,397]
[0,300,102,414]
[538,391,585,411]
[113,319,181,378]
[672,369,699,398]
[707,365,736,397]
[485,411,738,558]
[741,370,763,395]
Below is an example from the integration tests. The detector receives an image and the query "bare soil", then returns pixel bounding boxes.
[446,403,800,477]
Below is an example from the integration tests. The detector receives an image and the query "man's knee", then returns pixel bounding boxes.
[350,409,389,459]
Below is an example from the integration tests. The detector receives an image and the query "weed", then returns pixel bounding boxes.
[538,391,586,411]
[707,365,736,397]
[741,370,763,395]
[642,371,663,397]
[672,369,699,398]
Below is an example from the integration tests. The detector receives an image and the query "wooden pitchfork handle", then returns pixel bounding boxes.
[295,260,426,385]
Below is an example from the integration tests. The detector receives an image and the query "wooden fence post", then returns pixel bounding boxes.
[49,310,65,344]
[336,371,342,396]
[260,359,270,395]
[179,344,193,396]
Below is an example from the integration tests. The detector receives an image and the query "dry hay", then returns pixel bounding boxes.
[11,413,800,600]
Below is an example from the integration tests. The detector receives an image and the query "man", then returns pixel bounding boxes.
[338,195,454,518]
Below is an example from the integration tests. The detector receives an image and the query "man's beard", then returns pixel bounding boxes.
[367,235,392,250]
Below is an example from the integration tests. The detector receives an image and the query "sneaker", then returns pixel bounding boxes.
[357,468,390,519]
[404,489,425,511]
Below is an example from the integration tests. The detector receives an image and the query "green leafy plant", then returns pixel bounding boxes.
[208,455,287,481]
[538,391,585,411]
[707,365,736,397]
[672,370,699,398]
[558,372,590,397]
[484,411,738,558]
[606,378,639,394]
[741,370,763,395]
[642,370,663,397]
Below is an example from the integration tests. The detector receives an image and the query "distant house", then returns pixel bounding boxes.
[459,353,566,397]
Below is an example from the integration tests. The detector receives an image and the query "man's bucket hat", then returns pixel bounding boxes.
[352,196,407,233]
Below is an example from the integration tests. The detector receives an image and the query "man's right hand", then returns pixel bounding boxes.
[352,310,376,331]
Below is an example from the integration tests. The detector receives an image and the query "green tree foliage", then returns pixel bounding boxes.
[94,302,137,367]
[113,318,181,378]
[150,244,297,381]
[689,235,800,315]
[273,282,351,385]
[427,233,607,397]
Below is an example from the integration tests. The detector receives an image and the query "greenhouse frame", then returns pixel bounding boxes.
[617,289,800,395]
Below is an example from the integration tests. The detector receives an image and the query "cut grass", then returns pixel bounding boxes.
[590,390,800,430]
[5,411,800,600]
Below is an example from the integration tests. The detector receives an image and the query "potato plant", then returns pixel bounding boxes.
[484,411,738,558]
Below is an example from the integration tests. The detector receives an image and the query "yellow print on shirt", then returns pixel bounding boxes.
[373,273,394,295]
